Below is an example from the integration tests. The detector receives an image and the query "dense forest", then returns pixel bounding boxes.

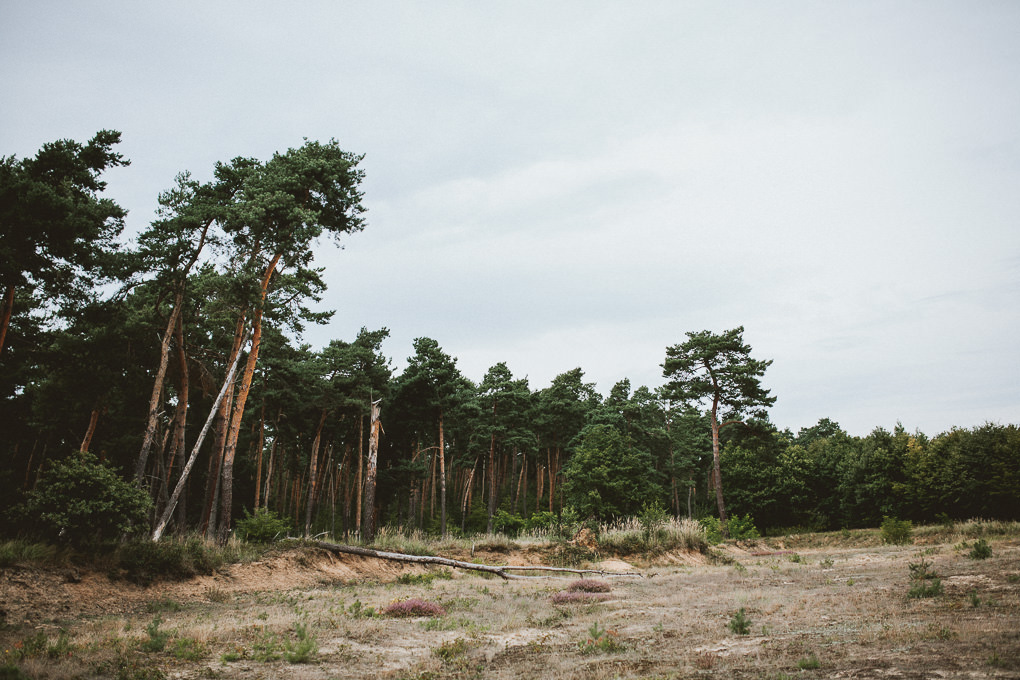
[2,132,1018,546]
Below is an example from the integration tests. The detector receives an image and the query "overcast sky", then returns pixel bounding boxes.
[3,2,1018,436]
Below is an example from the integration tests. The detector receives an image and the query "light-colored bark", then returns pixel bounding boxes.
[153,328,250,541]
[362,399,381,541]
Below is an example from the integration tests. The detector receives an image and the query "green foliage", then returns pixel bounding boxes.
[17,452,151,546]
[433,637,470,661]
[345,600,376,618]
[797,653,821,670]
[172,637,206,661]
[728,608,752,635]
[139,616,169,653]
[562,424,663,520]
[235,507,291,544]
[907,557,943,598]
[639,500,669,543]
[881,516,913,545]
[908,578,944,598]
[0,540,61,568]
[114,537,227,584]
[578,622,624,654]
[283,623,318,664]
[0,665,32,680]
[491,508,524,537]
[908,557,938,581]
[968,538,992,560]
[701,514,760,543]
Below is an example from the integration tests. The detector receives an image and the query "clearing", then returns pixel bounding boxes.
[2,534,1019,678]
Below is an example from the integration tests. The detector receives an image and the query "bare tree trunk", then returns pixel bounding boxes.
[461,457,477,533]
[355,413,364,535]
[710,407,729,534]
[80,407,102,453]
[304,409,329,537]
[262,426,279,509]
[135,298,183,484]
[218,253,281,543]
[153,328,250,541]
[486,431,497,534]
[309,540,641,580]
[362,399,381,541]
[438,411,447,538]
[253,405,265,510]
[170,313,189,531]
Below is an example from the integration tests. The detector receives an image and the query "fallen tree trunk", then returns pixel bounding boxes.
[303,539,642,580]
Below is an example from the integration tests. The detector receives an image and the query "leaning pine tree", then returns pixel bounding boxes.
[661,327,775,536]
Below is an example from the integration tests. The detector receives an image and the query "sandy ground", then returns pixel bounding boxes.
[2,537,1019,679]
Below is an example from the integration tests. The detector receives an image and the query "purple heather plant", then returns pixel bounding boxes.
[381,598,446,618]
[566,579,612,593]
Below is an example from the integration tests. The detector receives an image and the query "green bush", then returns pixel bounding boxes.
[17,452,151,547]
[728,608,751,635]
[701,514,760,543]
[116,536,226,584]
[492,509,524,537]
[235,507,291,544]
[968,539,992,560]
[881,516,913,545]
[639,501,668,543]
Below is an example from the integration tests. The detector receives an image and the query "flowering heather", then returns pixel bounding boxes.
[381,598,446,618]
[566,579,611,593]
[551,591,610,605]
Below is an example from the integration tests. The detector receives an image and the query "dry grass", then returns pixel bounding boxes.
[2,530,1018,678]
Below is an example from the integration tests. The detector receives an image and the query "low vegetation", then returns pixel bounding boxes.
[2,520,1017,678]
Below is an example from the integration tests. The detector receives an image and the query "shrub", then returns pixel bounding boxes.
[139,616,169,653]
[235,507,291,544]
[578,622,624,654]
[908,578,944,598]
[381,598,446,618]
[702,514,760,543]
[907,557,943,598]
[17,452,151,546]
[881,516,913,545]
[283,623,318,663]
[968,539,992,560]
[908,557,938,581]
[115,536,226,584]
[433,637,470,661]
[492,509,524,537]
[728,608,751,635]
[639,501,669,543]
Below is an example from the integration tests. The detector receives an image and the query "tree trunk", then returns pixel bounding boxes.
[304,408,329,537]
[153,328,250,541]
[355,413,364,535]
[486,432,497,534]
[362,399,381,542]
[710,408,729,534]
[135,296,183,484]
[461,457,477,533]
[308,540,641,580]
[218,252,281,544]
[438,411,447,538]
[262,422,279,508]
[80,407,101,453]
[170,312,189,531]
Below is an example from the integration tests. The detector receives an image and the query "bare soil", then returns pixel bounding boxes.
[3,536,1019,679]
